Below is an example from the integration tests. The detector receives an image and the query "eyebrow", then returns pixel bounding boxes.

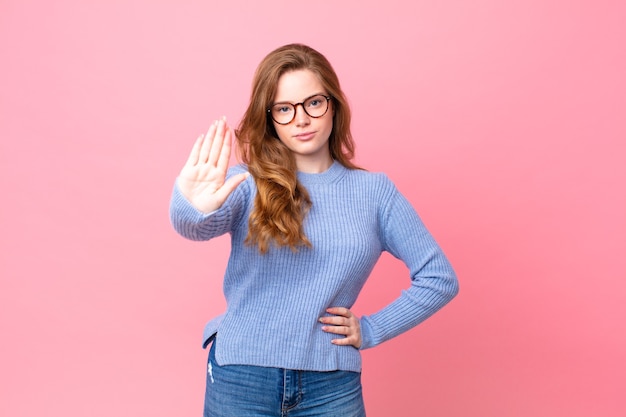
[271,92,327,105]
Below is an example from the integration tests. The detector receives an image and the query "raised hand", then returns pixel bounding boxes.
[177,118,249,213]
[319,307,363,349]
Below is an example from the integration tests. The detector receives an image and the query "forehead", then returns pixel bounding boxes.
[273,69,324,102]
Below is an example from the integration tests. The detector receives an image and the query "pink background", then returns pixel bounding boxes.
[1,1,625,416]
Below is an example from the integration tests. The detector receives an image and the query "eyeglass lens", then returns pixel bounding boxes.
[270,95,329,124]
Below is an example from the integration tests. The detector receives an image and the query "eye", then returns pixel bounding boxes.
[274,105,293,114]
[307,96,326,108]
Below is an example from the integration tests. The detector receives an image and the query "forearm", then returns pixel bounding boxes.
[360,182,459,349]
[169,181,232,241]
[360,267,458,349]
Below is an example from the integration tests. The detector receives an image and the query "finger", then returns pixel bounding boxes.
[199,120,218,163]
[208,117,227,167]
[186,133,205,167]
[331,336,357,346]
[322,325,351,336]
[319,315,349,326]
[326,307,351,317]
[216,126,233,173]
[213,172,249,203]
[332,336,361,349]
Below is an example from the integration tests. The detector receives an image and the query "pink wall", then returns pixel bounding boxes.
[1,1,624,416]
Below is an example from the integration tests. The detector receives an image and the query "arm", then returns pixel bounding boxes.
[169,118,249,241]
[359,184,459,350]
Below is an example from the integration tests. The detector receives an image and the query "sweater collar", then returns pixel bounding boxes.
[297,160,347,185]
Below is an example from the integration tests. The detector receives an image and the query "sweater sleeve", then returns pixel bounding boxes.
[359,180,459,350]
[169,165,250,241]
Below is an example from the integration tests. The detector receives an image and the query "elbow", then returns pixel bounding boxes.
[443,270,459,303]
[169,215,204,241]
[440,274,459,311]
[173,226,206,242]
[450,271,460,298]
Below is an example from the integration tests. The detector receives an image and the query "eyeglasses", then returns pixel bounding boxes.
[267,94,332,125]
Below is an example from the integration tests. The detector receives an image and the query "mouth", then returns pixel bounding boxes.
[295,131,316,141]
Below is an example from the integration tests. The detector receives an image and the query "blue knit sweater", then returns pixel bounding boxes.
[169,161,458,372]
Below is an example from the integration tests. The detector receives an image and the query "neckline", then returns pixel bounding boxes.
[297,160,347,185]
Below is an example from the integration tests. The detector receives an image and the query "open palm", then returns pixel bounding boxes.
[177,118,248,213]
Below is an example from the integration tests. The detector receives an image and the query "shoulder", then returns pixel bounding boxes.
[342,168,398,197]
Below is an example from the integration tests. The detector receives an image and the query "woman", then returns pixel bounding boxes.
[170,43,458,417]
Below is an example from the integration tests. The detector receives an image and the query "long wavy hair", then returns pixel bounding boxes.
[236,43,359,254]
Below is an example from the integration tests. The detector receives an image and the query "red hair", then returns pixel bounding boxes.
[236,44,359,253]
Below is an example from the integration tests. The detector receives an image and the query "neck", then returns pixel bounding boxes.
[295,155,334,174]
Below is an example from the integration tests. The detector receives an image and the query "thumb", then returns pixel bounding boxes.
[215,172,249,202]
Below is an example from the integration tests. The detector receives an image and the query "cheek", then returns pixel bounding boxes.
[323,116,334,135]
[275,127,289,142]
[271,122,286,140]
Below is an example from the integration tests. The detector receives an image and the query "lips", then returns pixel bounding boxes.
[294,131,316,141]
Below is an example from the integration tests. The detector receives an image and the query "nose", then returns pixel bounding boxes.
[293,103,310,126]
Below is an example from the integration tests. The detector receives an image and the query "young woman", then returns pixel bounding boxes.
[170,43,459,417]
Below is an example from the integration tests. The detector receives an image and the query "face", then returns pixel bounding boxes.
[271,69,334,173]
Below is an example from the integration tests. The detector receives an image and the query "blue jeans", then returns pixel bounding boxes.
[203,339,366,416]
